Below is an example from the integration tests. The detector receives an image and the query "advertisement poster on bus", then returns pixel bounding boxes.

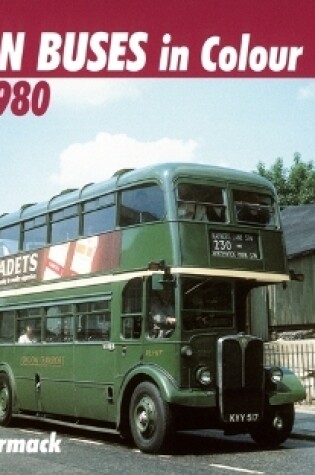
[0,232,121,287]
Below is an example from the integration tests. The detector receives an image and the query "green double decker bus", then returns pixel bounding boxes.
[0,163,305,453]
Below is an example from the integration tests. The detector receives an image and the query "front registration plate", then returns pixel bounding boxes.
[228,413,260,423]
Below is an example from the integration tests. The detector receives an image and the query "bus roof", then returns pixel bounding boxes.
[109,162,275,192]
[0,162,275,227]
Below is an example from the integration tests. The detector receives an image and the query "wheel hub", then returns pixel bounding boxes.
[135,396,156,437]
[273,415,284,431]
[0,387,9,415]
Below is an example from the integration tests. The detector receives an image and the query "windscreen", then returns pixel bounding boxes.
[181,277,234,330]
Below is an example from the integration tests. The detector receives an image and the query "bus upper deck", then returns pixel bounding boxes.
[0,162,288,293]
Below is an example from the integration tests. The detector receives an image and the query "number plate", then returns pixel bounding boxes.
[210,231,260,259]
[228,413,260,423]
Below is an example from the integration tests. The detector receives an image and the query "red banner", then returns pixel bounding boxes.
[0,0,314,78]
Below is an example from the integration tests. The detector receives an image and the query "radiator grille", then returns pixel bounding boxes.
[217,335,264,422]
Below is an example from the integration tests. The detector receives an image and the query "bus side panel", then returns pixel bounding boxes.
[39,344,75,417]
[178,223,209,267]
[10,345,41,413]
[73,343,115,421]
[142,341,180,385]
[3,344,75,416]
[261,230,287,273]
[120,223,174,270]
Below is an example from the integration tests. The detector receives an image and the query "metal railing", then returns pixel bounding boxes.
[264,340,315,405]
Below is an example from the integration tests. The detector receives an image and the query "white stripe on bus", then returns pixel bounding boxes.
[171,267,290,283]
[0,267,289,299]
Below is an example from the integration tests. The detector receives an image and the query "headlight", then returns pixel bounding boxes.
[181,345,193,357]
[196,366,212,386]
[269,367,283,383]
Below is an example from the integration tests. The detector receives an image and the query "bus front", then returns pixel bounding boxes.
[132,165,305,453]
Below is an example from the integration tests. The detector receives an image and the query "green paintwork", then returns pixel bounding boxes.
[0,163,304,444]
[116,362,217,411]
[120,223,174,270]
[269,368,307,405]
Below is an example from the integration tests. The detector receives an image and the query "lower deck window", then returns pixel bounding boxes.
[76,301,111,341]
[0,311,14,343]
[0,298,111,345]
[17,317,41,343]
[46,305,74,342]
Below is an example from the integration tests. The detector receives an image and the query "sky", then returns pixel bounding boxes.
[1,78,315,215]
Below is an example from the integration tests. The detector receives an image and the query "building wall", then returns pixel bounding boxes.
[250,253,315,340]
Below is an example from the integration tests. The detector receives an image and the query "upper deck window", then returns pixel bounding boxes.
[0,225,19,256]
[50,205,79,244]
[83,193,116,236]
[177,183,226,222]
[233,190,276,227]
[119,184,164,227]
[22,215,47,250]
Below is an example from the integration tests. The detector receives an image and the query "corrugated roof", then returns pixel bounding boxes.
[281,204,315,258]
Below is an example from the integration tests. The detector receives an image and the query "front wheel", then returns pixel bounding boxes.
[129,381,173,453]
[250,403,294,448]
[0,373,12,426]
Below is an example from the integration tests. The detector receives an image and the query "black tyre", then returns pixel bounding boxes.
[0,373,12,426]
[250,403,294,448]
[129,381,173,453]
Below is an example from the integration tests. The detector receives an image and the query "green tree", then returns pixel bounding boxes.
[256,153,315,207]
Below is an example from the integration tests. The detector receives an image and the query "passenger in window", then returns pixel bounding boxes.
[207,205,225,222]
[254,207,270,225]
[237,204,269,225]
[178,202,195,219]
[195,204,208,221]
[18,324,37,343]
[61,319,72,342]
[150,286,176,338]
[179,203,225,222]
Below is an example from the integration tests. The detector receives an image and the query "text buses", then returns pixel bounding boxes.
[0,163,305,453]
